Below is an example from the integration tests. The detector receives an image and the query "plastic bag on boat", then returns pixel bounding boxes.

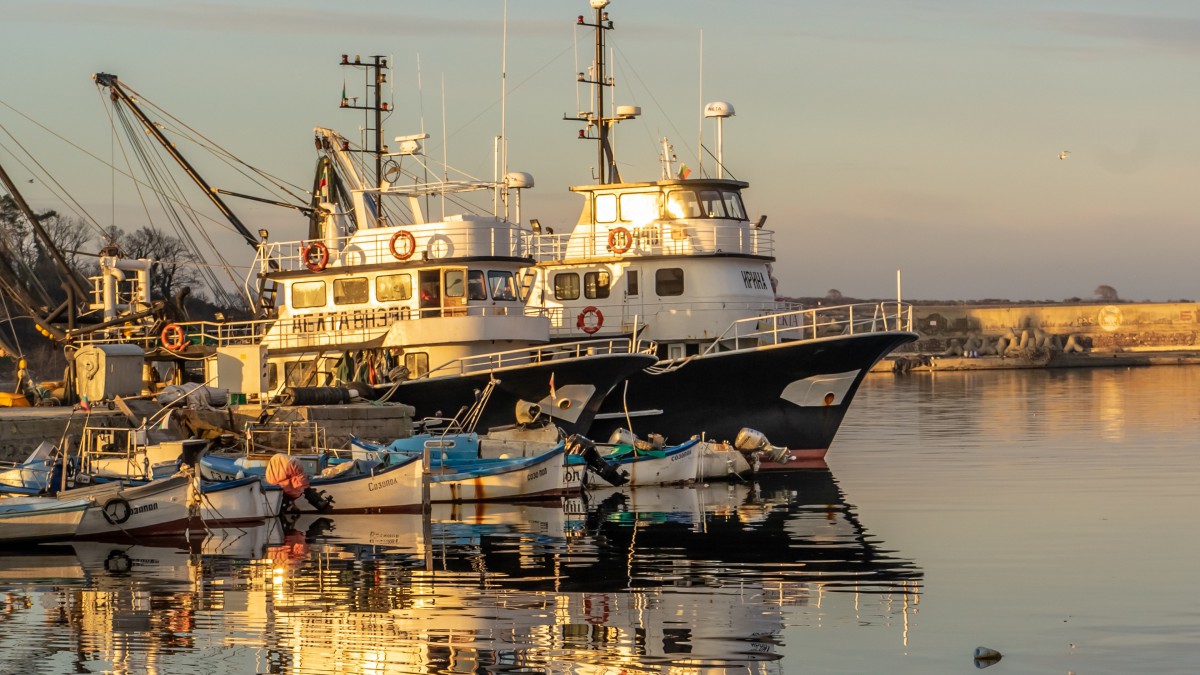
[265,453,310,499]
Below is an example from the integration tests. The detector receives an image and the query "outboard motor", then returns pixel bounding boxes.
[734,427,790,463]
[566,434,629,487]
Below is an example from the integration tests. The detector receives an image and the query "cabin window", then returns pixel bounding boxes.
[405,352,429,378]
[723,191,747,220]
[284,360,314,386]
[666,190,701,219]
[554,272,580,300]
[699,190,727,218]
[467,270,488,301]
[585,271,611,299]
[619,192,659,225]
[291,281,327,309]
[333,277,369,305]
[627,270,639,296]
[376,273,413,301]
[655,268,684,296]
[444,269,465,298]
[595,194,617,223]
[488,271,518,301]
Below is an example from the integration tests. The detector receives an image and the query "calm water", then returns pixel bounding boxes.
[2,366,1198,674]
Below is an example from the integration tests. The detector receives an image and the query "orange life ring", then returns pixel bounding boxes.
[161,323,188,352]
[389,230,416,260]
[576,306,604,334]
[302,241,329,272]
[607,226,632,255]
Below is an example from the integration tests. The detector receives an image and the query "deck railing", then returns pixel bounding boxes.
[700,302,915,355]
[530,220,774,262]
[422,337,652,379]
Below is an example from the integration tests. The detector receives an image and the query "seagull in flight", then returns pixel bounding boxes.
[1058,150,1070,160]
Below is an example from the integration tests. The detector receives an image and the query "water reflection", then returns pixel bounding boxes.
[0,468,920,674]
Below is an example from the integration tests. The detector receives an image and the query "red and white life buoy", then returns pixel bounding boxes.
[389,230,416,260]
[607,226,632,255]
[576,306,604,334]
[161,323,188,352]
[301,241,329,272]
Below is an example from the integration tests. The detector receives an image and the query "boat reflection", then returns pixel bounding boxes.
[0,467,920,674]
[268,466,921,673]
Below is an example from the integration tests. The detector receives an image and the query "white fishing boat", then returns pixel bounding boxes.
[524,0,919,460]
[82,68,657,438]
[0,495,92,544]
[579,438,700,488]
[65,474,194,538]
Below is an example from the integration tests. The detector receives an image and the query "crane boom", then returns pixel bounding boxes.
[93,72,260,249]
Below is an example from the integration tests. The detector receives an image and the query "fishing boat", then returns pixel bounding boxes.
[524,0,919,461]
[65,474,195,538]
[0,495,92,544]
[0,442,65,495]
[575,438,700,488]
[79,68,657,438]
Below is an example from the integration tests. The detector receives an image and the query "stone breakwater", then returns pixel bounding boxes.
[880,301,1200,372]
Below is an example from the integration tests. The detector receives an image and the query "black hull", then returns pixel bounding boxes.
[588,331,917,450]
[384,352,657,435]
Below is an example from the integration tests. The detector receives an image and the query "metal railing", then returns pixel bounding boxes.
[700,302,915,355]
[530,220,774,262]
[422,337,652,379]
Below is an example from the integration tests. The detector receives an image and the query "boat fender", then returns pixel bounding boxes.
[577,306,604,334]
[608,226,632,254]
[389,230,416,260]
[101,496,133,525]
[160,323,188,352]
[302,241,330,272]
[104,550,133,573]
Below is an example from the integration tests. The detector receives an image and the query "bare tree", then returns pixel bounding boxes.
[826,289,843,301]
[1094,285,1119,302]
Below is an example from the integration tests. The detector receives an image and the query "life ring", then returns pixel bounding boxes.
[389,230,416,260]
[577,306,604,334]
[607,227,632,255]
[161,323,188,352]
[101,496,133,525]
[302,241,329,272]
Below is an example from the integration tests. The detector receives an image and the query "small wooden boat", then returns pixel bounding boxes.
[201,453,426,513]
[580,439,701,487]
[65,474,195,538]
[0,495,92,544]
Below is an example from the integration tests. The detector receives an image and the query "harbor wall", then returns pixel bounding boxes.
[900,301,1200,353]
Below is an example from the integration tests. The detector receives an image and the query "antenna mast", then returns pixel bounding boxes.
[566,0,631,185]
[338,54,390,214]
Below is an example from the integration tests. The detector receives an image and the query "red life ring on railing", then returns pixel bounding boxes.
[607,227,632,255]
[161,323,188,352]
[576,306,604,334]
[302,241,329,272]
[389,230,416,260]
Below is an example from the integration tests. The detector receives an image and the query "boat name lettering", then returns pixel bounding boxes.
[131,502,159,515]
[670,450,692,462]
[293,309,399,335]
[369,476,399,491]
[741,271,769,290]
[527,466,548,481]
[562,468,582,484]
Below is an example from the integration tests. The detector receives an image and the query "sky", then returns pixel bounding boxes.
[1,0,1198,302]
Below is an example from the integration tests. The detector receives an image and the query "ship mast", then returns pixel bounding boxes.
[566,0,631,185]
[338,54,390,214]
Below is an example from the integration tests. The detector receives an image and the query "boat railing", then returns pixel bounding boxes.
[76,426,154,481]
[245,421,329,455]
[544,299,791,338]
[257,221,532,274]
[700,302,915,354]
[530,220,774,262]
[421,337,643,379]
